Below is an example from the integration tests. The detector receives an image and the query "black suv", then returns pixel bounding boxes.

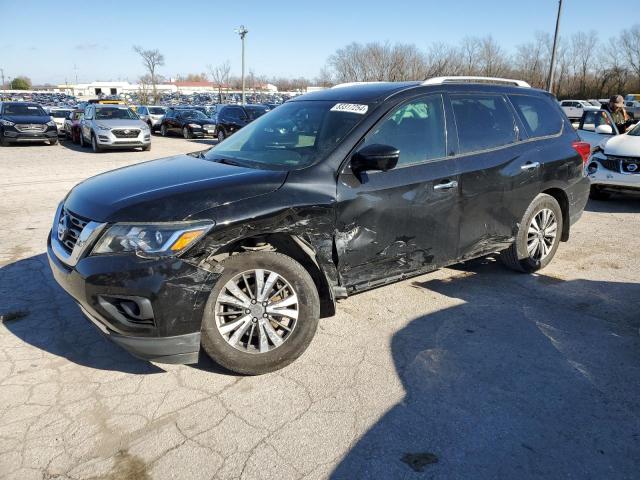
[214,104,270,142]
[160,108,216,139]
[47,78,590,374]
[0,102,58,146]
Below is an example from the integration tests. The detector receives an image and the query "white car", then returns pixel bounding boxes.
[135,105,167,132]
[559,99,598,121]
[577,110,640,199]
[49,108,74,136]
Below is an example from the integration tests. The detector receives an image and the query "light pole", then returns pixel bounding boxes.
[547,0,563,94]
[235,25,248,105]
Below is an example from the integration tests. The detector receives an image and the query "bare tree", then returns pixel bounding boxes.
[459,37,482,75]
[207,61,231,102]
[513,32,551,88]
[477,36,509,77]
[620,24,640,89]
[133,45,165,103]
[570,31,598,97]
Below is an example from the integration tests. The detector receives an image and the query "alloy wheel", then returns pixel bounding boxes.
[527,208,557,261]
[214,269,299,354]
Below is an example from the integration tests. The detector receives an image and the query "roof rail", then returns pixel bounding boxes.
[331,81,386,89]
[422,76,531,88]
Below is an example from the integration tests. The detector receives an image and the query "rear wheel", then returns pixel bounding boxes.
[589,185,611,200]
[500,193,563,273]
[201,252,320,375]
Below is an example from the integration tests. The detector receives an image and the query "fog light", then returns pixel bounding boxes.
[587,162,598,174]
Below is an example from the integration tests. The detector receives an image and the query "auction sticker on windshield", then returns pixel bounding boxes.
[330,103,369,115]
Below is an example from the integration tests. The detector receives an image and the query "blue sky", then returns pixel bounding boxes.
[0,0,635,85]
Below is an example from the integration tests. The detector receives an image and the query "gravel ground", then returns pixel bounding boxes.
[1,135,639,480]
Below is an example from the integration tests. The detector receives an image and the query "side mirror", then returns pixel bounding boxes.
[595,124,613,135]
[351,144,400,173]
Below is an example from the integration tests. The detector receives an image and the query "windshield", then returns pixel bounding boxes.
[627,122,640,136]
[181,110,208,120]
[205,100,369,169]
[245,105,269,120]
[148,107,166,115]
[3,104,46,116]
[50,110,72,118]
[95,107,139,120]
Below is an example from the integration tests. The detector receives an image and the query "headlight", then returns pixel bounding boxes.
[188,123,202,129]
[0,119,15,126]
[47,120,56,127]
[92,221,214,256]
[95,123,111,131]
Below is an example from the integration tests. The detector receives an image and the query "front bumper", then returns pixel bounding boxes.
[588,158,640,190]
[95,129,151,148]
[3,127,57,142]
[47,231,217,364]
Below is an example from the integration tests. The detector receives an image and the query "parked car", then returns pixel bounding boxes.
[624,94,640,120]
[79,104,151,152]
[159,109,216,138]
[49,108,74,136]
[559,99,599,121]
[0,102,58,146]
[135,105,167,132]
[63,109,84,143]
[577,109,640,199]
[214,104,271,141]
[47,77,590,374]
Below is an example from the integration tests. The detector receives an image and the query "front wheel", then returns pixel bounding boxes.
[183,126,192,139]
[201,252,320,375]
[79,131,87,148]
[49,138,58,145]
[217,129,225,142]
[91,134,102,153]
[160,124,167,137]
[500,193,563,273]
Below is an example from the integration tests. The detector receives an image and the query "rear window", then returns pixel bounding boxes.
[451,94,516,153]
[509,95,563,138]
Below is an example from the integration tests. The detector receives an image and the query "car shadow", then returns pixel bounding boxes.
[0,253,240,375]
[58,137,88,153]
[585,195,640,213]
[331,258,640,479]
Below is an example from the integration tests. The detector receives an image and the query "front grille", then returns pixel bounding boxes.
[57,208,90,253]
[599,158,620,172]
[112,129,140,138]
[15,124,47,132]
[603,155,640,174]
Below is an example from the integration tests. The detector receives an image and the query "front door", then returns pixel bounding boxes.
[335,94,460,289]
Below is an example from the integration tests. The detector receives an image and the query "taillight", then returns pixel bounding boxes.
[572,141,591,165]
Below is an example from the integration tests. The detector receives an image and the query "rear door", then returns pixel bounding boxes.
[450,92,542,259]
[336,94,461,288]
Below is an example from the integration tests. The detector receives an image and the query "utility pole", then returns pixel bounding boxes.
[74,64,78,84]
[235,25,248,105]
[547,0,563,94]
[0,68,4,89]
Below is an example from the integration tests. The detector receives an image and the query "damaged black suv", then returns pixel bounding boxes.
[48,77,590,374]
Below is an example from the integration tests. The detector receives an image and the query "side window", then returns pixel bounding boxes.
[579,110,610,132]
[362,95,446,166]
[508,95,563,138]
[451,94,516,154]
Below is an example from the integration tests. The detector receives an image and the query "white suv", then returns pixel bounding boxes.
[559,99,598,121]
[80,104,151,152]
[136,105,167,132]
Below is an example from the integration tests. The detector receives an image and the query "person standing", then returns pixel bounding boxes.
[603,95,631,133]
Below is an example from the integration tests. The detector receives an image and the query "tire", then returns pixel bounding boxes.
[183,126,192,139]
[160,124,167,137]
[91,133,102,153]
[201,252,320,375]
[0,134,9,146]
[79,131,86,148]
[589,185,611,200]
[49,138,58,145]
[500,193,563,273]
[217,129,225,142]
[142,144,151,151]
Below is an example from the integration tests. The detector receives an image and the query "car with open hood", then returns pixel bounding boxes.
[48,76,590,375]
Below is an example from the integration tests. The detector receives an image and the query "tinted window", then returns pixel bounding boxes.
[509,95,563,138]
[137,107,148,115]
[363,95,446,166]
[94,107,138,120]
[451,94,516,153]
[148,107,165,115]
[3,104,47,116]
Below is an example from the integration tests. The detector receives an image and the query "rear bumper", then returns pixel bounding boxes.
[567,176,590,226]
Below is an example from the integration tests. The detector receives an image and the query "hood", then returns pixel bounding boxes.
[603,134,640,157]
[3,115,51,124]
[64,154,287,222]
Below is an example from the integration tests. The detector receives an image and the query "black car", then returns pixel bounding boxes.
[214,104,270,142]
[159,109,216,139]
[0,102,58,146]
[47,77,590,375]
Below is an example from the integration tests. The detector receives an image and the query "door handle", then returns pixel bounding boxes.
[434,180,458,191]
[520,162,540,171]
